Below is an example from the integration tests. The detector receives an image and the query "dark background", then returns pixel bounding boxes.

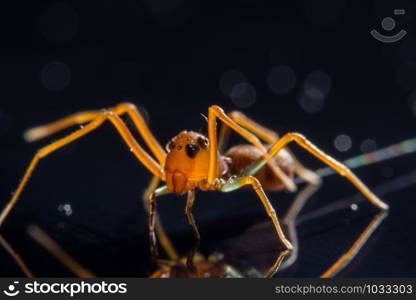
[0,0,415,277]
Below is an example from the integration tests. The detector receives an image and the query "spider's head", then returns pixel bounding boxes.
[164,131,210,194]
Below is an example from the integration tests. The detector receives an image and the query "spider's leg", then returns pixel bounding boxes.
[227,110,321,185]
[207,105,295,191]
[27,225,95,278]
[184,190,200,271]
[217,119,232,153]
[243,133,389,210]
[24,102,166,165]
[219,175,292,249]
[263,249,290,278]
[143,176,178,261]
[220,176,293,276]
[0,110,165,227]
[113,103,166,164]
[147,185,169,263]
[219,175,292,277]
[0,234,33,277]
[320,211,387,278]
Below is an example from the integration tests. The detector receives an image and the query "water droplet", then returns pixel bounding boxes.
[130,148,134,152]
[58,203,73,216]
[350,203,358,211]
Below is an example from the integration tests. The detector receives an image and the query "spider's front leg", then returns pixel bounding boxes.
[206,105,297,191]
[145,180,201,270]
[225,110,321,186]
[143,176,178,261]
[184,190,200,271]
[205,105,293,276]
[147,185,170,264]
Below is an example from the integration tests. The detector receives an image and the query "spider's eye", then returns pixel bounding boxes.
[185,143,199,158]
[197,136,208,149]
[166,141,175,152]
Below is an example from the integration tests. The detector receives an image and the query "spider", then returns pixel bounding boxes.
[0,103,389,276]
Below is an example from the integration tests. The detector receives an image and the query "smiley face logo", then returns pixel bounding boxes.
[371,9,407,43]
[3,281,20,297]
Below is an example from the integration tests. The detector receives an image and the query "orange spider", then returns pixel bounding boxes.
[0,103,388,277]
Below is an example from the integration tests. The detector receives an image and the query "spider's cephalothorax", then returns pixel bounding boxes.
[163,131,296,195]
[164,131,228,195]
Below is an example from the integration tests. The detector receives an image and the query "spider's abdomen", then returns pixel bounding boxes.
[225,144,294,191]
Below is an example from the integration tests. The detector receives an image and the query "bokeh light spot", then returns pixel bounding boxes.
[40,61,71,91]
[334,134,352,152]
[267,66,296,95]
[304,70,332,96]
[360,139,377,153]
[298,88,325,113]
[298,70,331,114]
[230,82,256,109]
